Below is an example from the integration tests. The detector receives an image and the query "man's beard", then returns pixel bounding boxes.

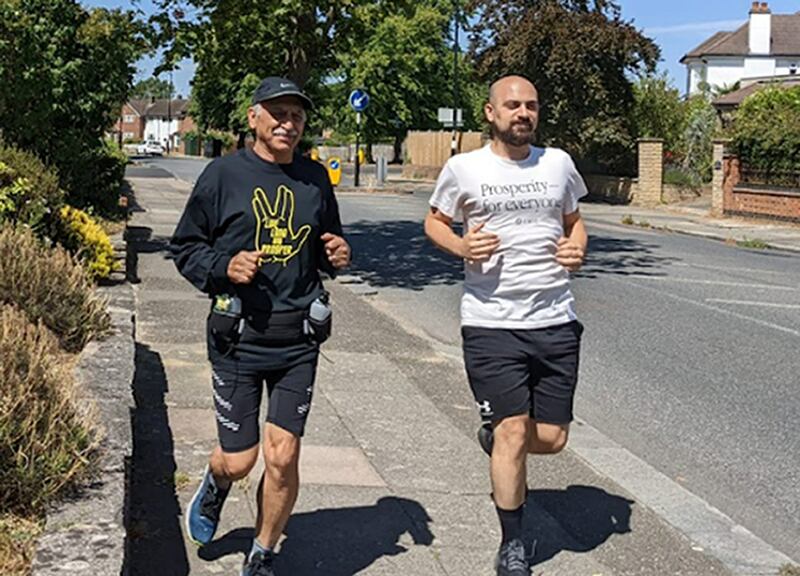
[492,120,535,147]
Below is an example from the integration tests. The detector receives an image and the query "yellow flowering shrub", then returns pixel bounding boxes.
[57,205,117,281]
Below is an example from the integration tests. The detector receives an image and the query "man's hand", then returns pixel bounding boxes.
[460,221,500,263]
[227,250,261,284]
[321,233,351,269]
[555,237,585,272]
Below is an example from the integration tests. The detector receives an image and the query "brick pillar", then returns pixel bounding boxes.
[636,138,664,206]
[722,155,741,215]
[711,139,729,217]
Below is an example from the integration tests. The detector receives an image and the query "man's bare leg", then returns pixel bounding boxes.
[491,414,530,509]
[255,423,301,548]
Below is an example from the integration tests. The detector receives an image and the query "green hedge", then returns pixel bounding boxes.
[733,85,800,174]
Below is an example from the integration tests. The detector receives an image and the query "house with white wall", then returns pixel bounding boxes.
[142,98,190,153]
[681,2,800,95]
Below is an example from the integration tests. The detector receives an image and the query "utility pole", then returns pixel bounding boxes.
[451,0,460,157]
[166,70,173,155]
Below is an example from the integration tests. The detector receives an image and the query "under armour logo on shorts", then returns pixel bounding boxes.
[476,400,493,417]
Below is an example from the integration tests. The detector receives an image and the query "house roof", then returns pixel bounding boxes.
[712,77,800,108]
[681,12,800,62]
[127,99,150,116]
[143,99,190,118]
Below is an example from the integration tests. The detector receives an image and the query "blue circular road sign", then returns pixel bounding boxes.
[330,159,340,170]
[349,89,370,112]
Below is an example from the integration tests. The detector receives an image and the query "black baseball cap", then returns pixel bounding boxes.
[252,76,313,110]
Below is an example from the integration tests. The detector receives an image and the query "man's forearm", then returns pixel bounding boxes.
[424,214,465,259]
[565,217,588,252]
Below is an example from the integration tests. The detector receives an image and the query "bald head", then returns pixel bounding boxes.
[488,75,538,106]
[485,75,540,148]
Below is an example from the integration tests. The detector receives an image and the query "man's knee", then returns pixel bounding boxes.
[217,446,259,480]
[529,423,569,454]
[493,415,530,454]
[263,424,300,478]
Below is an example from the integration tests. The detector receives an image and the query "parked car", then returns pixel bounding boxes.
[136,141,164,157]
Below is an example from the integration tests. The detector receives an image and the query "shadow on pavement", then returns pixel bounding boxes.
[345,220,677,286]
[122,225,172,284]
[126,343,190,576]
[345,219,463,290]
[200,496,434,575]
[528,485,634,564]
[125,165,174,179]
[577,234,680,278]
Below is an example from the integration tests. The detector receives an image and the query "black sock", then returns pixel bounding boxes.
[496,503,524,544]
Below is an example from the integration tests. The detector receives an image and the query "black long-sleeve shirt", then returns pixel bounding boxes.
[170,148,344,368]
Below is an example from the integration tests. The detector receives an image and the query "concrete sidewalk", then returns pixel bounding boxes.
[580,200,800,253]
[124,175,767,575]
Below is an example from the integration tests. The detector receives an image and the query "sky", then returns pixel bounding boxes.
[83,0,800,98]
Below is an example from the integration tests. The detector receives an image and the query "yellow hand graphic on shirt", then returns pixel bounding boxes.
[252,185,311,266]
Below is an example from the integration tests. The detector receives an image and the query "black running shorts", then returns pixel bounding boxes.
[211,359,317,453]
[462,321,583,425]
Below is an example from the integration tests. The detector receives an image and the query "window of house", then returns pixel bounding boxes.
[124,114,135,123]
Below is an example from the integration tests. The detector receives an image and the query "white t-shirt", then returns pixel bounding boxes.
[429,144,588,329]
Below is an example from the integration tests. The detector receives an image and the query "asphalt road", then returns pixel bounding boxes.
[137,157,800,563]
[133,155,399,187]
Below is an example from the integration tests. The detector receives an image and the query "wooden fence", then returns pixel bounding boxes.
[405,131,484,168]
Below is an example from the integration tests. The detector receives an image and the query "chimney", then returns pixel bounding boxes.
[749,1,771,55]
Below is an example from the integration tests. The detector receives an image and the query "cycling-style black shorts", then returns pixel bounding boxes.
[462,321,583,425]
[210,359,318,453]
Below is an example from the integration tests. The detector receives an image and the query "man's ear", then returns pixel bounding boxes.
[247,106,258,130]
[484,101,495,124]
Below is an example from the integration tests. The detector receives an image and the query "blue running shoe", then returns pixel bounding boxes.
[186,465,229,546]
[241,550,276,576]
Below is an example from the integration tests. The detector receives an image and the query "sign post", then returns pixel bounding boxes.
[348,89,370,187]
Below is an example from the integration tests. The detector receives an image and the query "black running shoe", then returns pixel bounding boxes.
[241,550,276,576]
[495,538,530,576]
[478,422,494,456]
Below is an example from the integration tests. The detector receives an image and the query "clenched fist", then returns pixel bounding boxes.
[321,233,351,269]
[227,250,261,284]
[555,237,584,272]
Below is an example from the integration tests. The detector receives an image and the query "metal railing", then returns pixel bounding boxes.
[739,165,800,190]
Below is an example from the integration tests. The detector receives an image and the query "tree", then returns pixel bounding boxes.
[468,0,659,173]
[131,77,173,100]
[680,95,717,182]
[631,73,684,156]
[319,3,463,159]
[0,0,147,213]
[153,0,385,134]
[155,0,470,150]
